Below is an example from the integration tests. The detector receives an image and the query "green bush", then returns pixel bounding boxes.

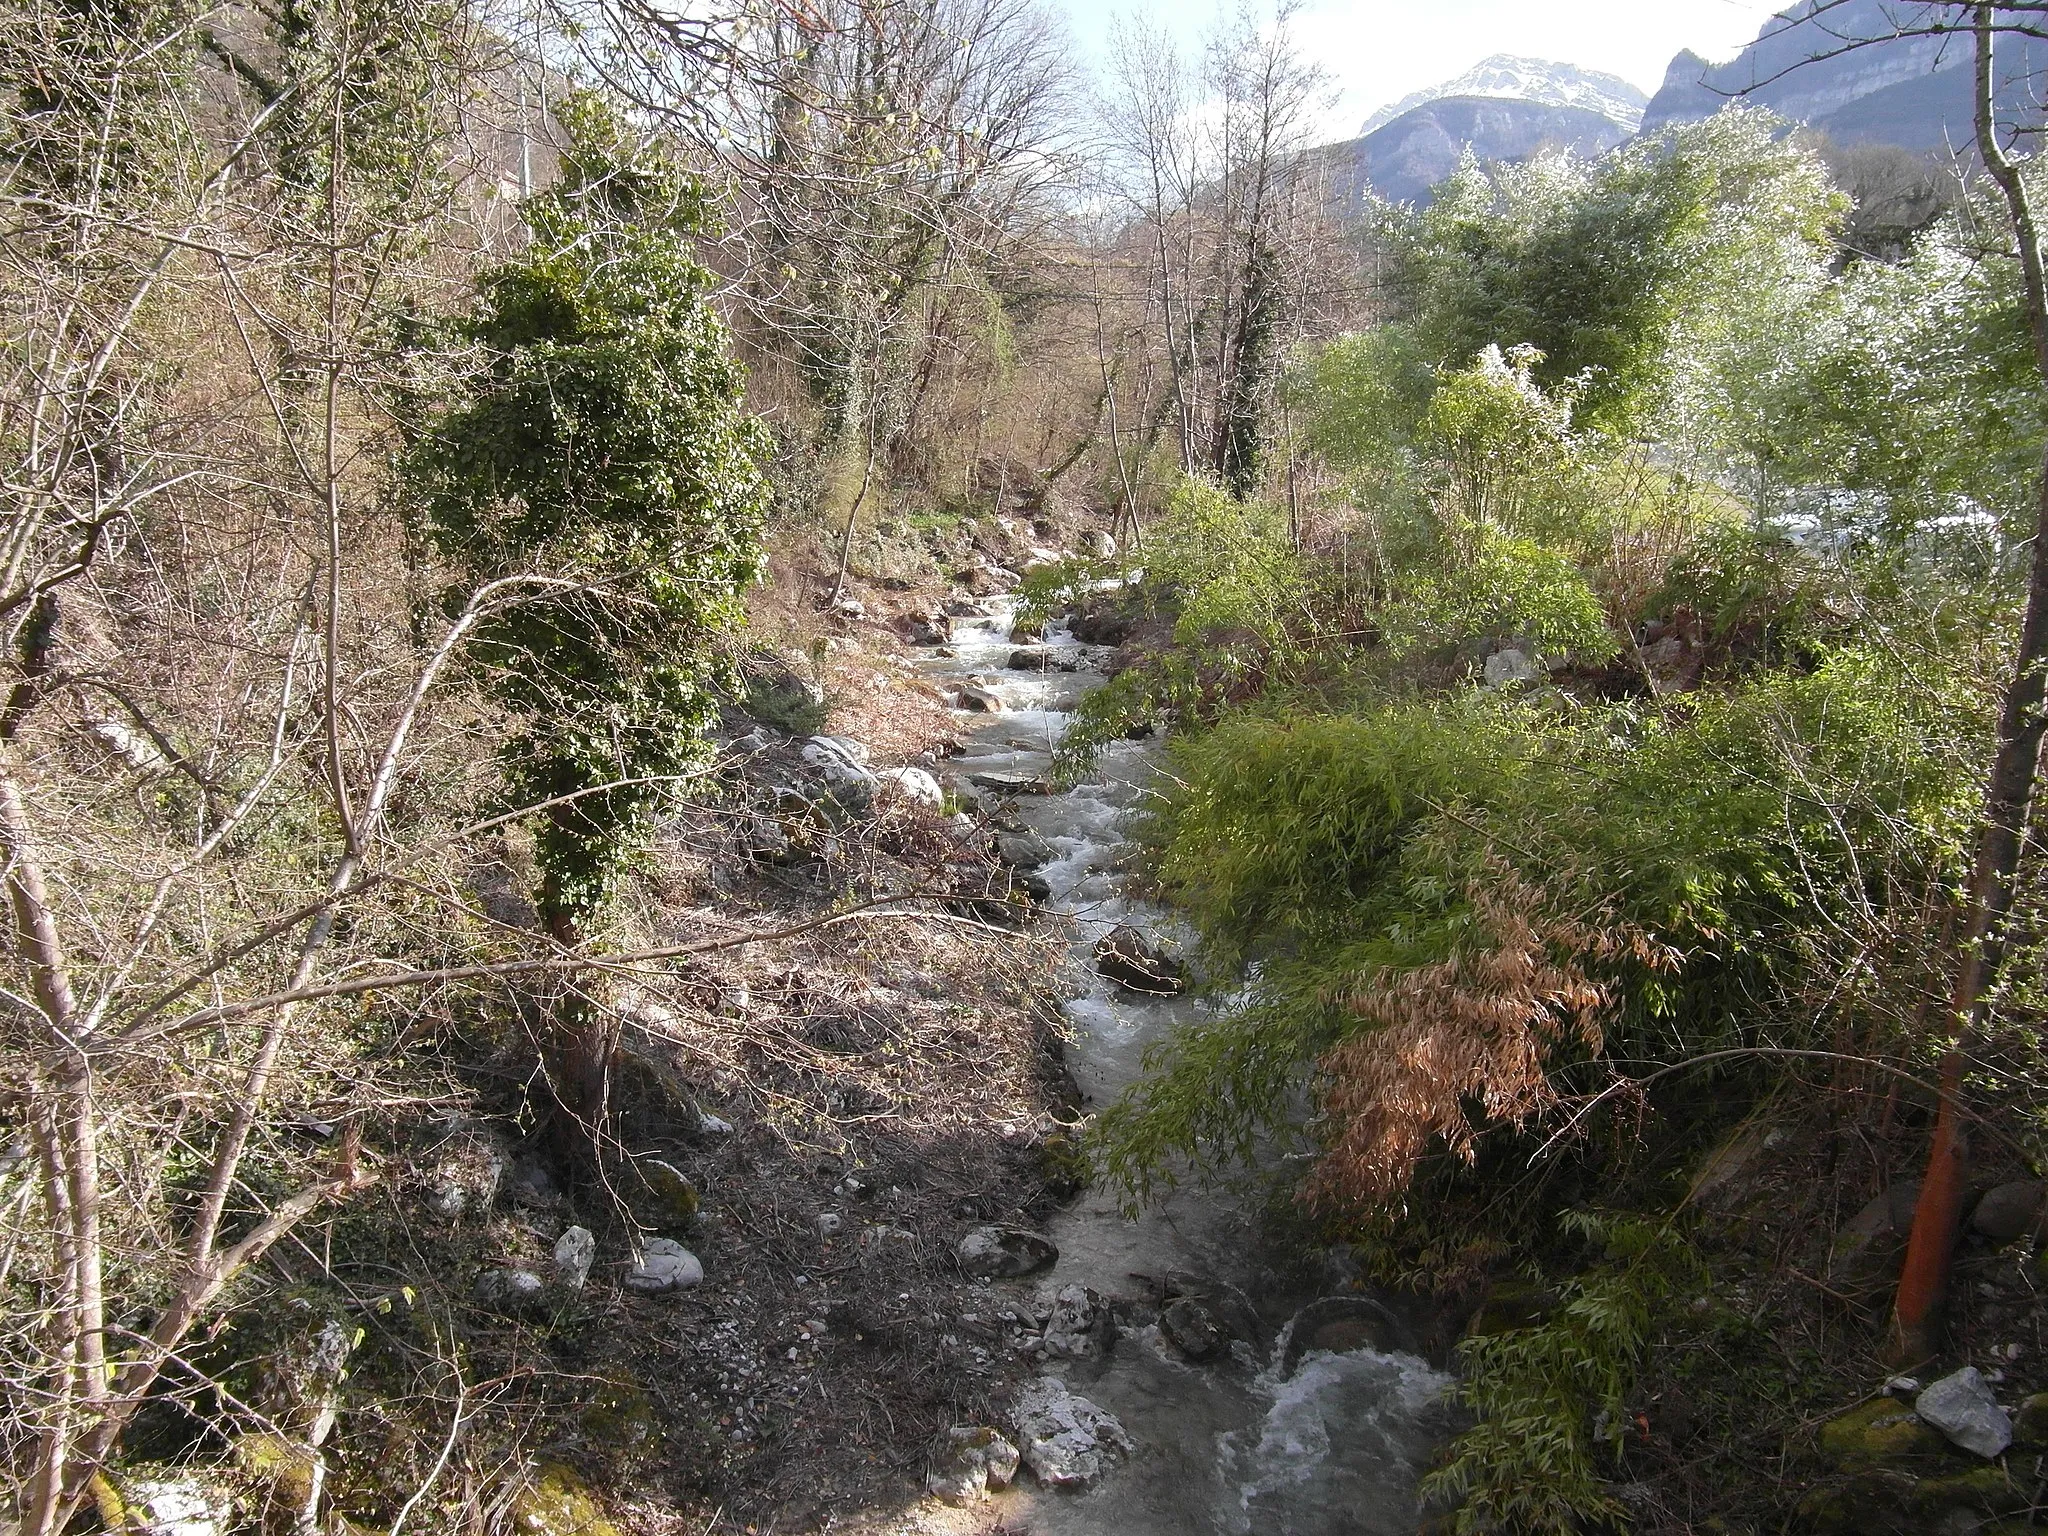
[1092,647,1984,1200]
[1144,477,1303,646]
[406,95,769,930]
[1378,523,1613,661]
[1425,1213,1706,1535]
[1014,551,1118,634]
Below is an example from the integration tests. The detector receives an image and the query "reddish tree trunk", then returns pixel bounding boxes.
[1889,3,2048,1361]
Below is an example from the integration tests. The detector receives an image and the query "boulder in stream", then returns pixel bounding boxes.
[926,1425,1021,1504]
[970,770,1053,796]
[1012,1376,1133,1487]
[957,1225,1058,1279]
[1281,1295,1403,1377]
[1070,607,1136,646]
[905,610,951,645]
[995,831,1055,868]
[1093,925,1184,995]
[1012,870,1053,904]
[1008,647,1081,673]
[957,686,1005,713]
[1040,1283,1115,1359]
[1160,1297,1229,1361]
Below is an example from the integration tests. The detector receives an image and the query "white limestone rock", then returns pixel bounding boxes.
[1012,1376,1132,1486]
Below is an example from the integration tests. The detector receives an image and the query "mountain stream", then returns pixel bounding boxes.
[914,598,1455,1535]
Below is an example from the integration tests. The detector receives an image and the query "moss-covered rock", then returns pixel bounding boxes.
[1796,1458,2028,1533]
[1912,1465,2028,1517]
[1818,1399,1948,1466]
[233,1431,321,1516]
[640,1159,699,1225]
[2010,1391,2048,1450]
[580,1379,658,1452]
[1795,1468,1920,1534]
[510,1463,619,1536]
[1463,1278,1558,1338]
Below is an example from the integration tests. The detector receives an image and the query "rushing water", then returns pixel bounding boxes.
[914,598,1454,1536]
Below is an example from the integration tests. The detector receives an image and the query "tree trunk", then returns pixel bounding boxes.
[538,809,614,1163]
[826,414,879,611]
[1890,2,2048,1362]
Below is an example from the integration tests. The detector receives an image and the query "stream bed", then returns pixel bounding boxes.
[915,598,1455,1535]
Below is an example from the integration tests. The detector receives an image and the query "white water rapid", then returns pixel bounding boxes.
[913,596,1456,1535]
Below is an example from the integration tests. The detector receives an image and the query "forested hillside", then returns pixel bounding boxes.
[8,0,2048,1533]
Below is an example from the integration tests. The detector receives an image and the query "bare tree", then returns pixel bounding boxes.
[546,0,1075,600]
[1098,3,1346,503]
[0,0,527,1517]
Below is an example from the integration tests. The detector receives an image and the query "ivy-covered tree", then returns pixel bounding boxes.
[407,94,769,1142]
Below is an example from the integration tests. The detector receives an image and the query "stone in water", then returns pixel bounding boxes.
[1012,1376,1132,1486]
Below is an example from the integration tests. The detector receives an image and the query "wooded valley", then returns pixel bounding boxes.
[8,0,2048,1532]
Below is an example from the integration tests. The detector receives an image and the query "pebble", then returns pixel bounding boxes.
[927,1425,1022,1505]
[1916,1366,2012,1458]
[1012,1377,1133,1486]
[551,1226,595,1290]
[474,1268,546,1312]
[957,1225,1058,1279]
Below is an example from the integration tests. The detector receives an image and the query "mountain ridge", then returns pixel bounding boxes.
[1640,0,2038,151]
[1357,54,1648,139]
[1329,96,1632,210]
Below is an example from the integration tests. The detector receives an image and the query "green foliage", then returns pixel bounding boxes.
[1051,660,1188,784]
[1015,553,1118,634]
[1095,89,2036,1536]
[407,95,769,927]
[1738,216,2044,542]
[1144,478,1303,645]
[1398,110,1842,431]
[1424,1214,1706,1535]
[1296,325,1434,482]
[1092,650,1984,1197]
[267,0,457,222]
[1298,340,1686,662]
[1048,480,1315,785]
[1379,524,1613,660]
[742,676,828,738]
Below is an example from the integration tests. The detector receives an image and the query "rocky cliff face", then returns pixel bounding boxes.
[1642,0,2043,151]
[1330,96,1632,209]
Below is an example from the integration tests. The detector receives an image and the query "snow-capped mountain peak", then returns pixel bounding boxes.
[1357,54,1650,139]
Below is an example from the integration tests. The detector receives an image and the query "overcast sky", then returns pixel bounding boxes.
[1049,0,1794,139]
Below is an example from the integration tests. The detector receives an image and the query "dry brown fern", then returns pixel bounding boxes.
[1308,870,1675,1212]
